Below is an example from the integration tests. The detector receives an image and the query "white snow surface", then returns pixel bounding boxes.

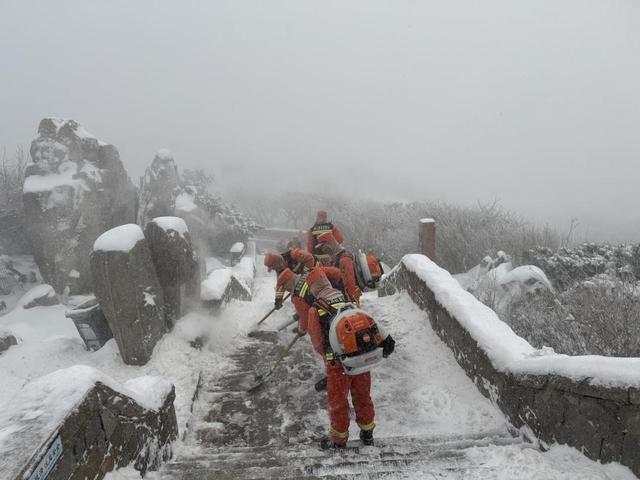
[17,284,56,308]
[175,192,197,213]
[232,256,255,289]
[93,224,145,252]
[151,216,189,237]
[366,291,507,438]
[205,256,226,274]
[400,254,640,388]
[230,242,245,253]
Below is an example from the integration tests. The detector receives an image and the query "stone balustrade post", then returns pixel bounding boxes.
[419,218,436,260]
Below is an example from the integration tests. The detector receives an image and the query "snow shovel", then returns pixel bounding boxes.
[256,292,291,327]
[247,332,303,392]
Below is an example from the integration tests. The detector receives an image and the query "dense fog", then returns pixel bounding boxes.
[1,0,639,240]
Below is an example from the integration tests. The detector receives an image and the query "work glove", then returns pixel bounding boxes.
[274,300,283,310]
[382,335,395,358]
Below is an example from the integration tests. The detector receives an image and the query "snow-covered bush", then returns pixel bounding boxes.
[505,278,640,357]
[524,243,640,290]
[180,169,259,256]
[0,147,28,254]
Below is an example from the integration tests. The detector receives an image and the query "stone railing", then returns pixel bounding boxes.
[2,366,178,480]
[380,254,640,476]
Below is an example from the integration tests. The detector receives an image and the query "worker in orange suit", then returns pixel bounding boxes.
[278,267,395,448]
[305,269,375,449]
[307,210,345,265]
[275,266,343,335]
[315,231,361,306]
[264,248,315,309]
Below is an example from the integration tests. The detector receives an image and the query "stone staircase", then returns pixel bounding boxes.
[159,329,523,479]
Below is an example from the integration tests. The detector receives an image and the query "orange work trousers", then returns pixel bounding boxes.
[326,362,375,445]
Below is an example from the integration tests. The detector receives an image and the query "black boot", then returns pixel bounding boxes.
[320,438,346,450]
[314,376,328,392]
[360,429,374,446]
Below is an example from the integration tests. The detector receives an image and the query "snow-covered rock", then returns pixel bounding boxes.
[0,365,177,480]
[22,118,137,294]
[200,257,253,305]
[90,233,166,365]
[138,149,181,226]
[145,217,199,325]
[19,284,59,309]
[0,329,17,354]
[200,268,233,302]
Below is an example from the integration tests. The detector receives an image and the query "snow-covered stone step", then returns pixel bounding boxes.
[159,434,523,479]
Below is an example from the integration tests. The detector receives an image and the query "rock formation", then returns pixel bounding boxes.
[138,149,181,226]
[23,118,137,294]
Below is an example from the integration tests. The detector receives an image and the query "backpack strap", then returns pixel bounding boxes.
[313,298,352,362]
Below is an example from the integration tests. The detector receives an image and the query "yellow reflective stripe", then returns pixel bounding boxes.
[318,302,348,316]
[300,283,309,297]
[275,291,284,298]
[329,427,349,439]
[358,421,375,432]
[324,352,335,361]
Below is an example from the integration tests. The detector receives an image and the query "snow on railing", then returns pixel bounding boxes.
[395,254,640,388]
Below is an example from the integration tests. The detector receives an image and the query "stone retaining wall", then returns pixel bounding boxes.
[380,259,640,476]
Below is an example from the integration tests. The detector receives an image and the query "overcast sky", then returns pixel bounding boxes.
[1,0,639,240]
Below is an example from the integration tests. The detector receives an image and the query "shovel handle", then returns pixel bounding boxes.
[257,292,291,326]
[248,332,303,392]
[270,332,303,372]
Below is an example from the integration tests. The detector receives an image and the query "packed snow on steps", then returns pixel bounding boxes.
[109,269,634,478]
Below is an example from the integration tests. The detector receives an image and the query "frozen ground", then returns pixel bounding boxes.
[0,257,636,479]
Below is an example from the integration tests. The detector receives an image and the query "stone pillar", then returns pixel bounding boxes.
[419,218,436,260]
